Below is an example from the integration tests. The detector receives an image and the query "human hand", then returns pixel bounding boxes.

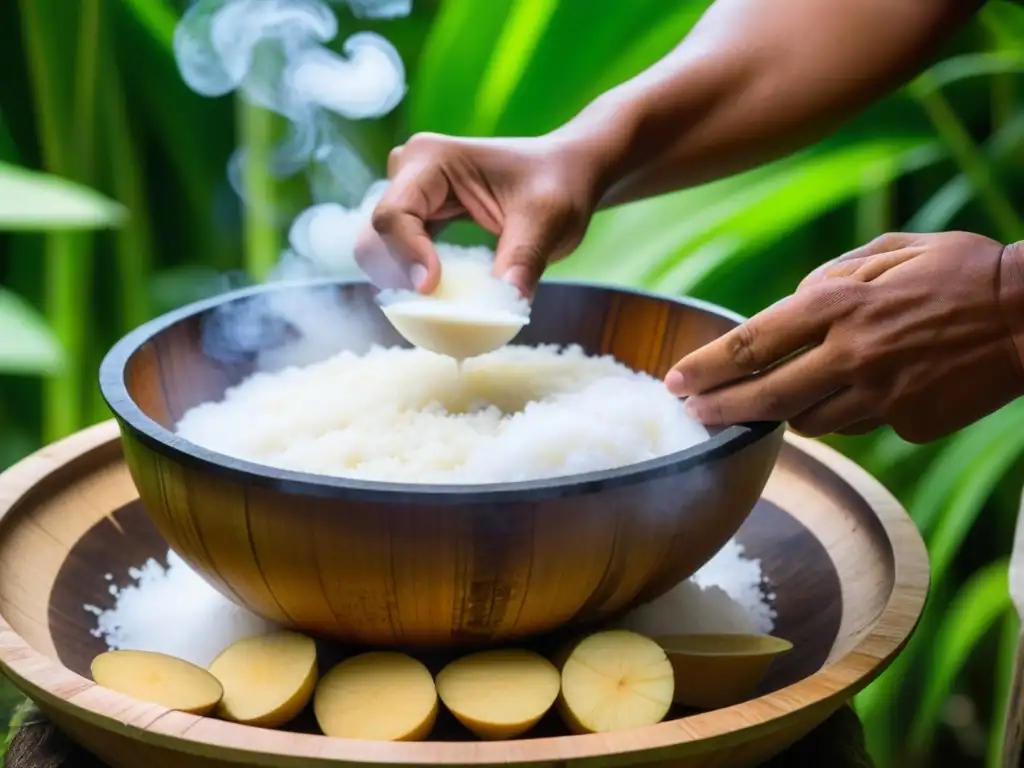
[354,132,607,298]
[665,232,1024,443]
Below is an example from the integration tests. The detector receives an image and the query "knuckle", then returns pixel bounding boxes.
[727,324,760,370]
[810,277,866,312]
[871,231,911,251]
[404,132,444,153]
[370,205,402,237]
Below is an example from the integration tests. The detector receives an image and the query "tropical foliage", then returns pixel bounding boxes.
[0,1,1022,765]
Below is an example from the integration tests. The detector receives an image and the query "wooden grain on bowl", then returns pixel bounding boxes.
[0,422,928,768]
[98,281,785,647]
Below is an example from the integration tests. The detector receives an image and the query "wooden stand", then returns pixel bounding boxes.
[0,422,927,768]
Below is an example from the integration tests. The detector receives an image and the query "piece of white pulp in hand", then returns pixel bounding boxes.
[378,248,531,361]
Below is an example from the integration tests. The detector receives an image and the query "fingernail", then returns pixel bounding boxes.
[499,266,532,298]
[408,263,428,291]
[664,370,685,395]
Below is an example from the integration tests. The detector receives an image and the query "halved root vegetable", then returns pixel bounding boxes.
[436,649,560,740]
[314,652,437,741]
[208,630,317,727]
[557,629,674,734]
[91,650,223,716]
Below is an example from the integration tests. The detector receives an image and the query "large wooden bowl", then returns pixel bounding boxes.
[0,422,927,767]
[97,280,784,647]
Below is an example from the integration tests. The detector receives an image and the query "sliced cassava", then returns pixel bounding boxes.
[208,630,317,728]
[314,652,437,741]
[91,650,223,716]
[558,629,674,734]
[436,649,560,740]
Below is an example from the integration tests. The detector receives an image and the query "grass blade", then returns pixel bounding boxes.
[469,0,559,136]
[237,99,281,280]
[988,609,1021,768]
[119,0,177,47]
[907,560,1010,760]
[408,0,513,134]
[910,76,1024,243]
[906,112,1024,233]
[552,139,941,290]
[100,34,154,330]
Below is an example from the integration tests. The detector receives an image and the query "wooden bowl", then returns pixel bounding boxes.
[97,280,784,648]
[656,634,795,710]
[0,422,928,767]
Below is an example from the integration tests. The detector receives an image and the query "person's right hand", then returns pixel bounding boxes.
[354,132,605,298]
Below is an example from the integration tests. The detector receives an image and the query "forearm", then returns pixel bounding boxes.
[550,0,981,209]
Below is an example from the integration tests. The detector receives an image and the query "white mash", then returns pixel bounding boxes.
[175,343,710,484]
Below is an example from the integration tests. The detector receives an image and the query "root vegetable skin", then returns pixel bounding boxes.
[436,649,560,740]
[557,630,674,734]
[91,650,223,716]
[208,630,317,728]
[314,652,438,741]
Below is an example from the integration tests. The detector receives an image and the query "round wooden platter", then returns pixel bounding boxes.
[0,420,928,768]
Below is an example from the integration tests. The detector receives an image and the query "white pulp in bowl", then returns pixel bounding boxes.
[377,247,532,360]
[381,302,528,361]
[175,344,709,485]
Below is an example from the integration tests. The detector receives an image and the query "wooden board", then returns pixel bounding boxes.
[0,421,928,768]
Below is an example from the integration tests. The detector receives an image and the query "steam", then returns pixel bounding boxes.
[174,0,407,218]
[174,0,412,369]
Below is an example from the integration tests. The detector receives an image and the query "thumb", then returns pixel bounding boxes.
[493,211,565,300]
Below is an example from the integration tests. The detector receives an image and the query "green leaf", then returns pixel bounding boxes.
[0,287,64,375]
[0,111,18,163]
[469,0,559,136]
[119,0,177,48]
[551,139,942,292]
[493,1,707,136]
[980,1,1024,52]
[915,52,1024,94]
[906,112,1024,233]
[988,610,1021,768]
[912,400,1024,557]
[0,161,125,230]
[907,560,1010,758]
[585,3,711,99]
[856,580,953,765]
[408,0,514,134]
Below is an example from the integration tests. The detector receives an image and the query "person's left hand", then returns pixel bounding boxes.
[665,231,1024,443]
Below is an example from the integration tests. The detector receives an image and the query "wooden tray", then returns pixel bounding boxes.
[0,421,928,768]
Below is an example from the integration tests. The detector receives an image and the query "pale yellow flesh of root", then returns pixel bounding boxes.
[436,649,561,740]
[314,652,438,741]
[91,650,223,716]
[558,630,675,734]
[207,630,318,728]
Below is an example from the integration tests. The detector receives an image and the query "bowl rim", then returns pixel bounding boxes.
[0,422,930,765]
[97,278,782,504]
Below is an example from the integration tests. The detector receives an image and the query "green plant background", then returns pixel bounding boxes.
[0,0,1022,765]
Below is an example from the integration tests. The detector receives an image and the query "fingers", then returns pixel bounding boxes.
[682,346,843,426]
[359,164,451,293]
[799,232,919,289]
[494,208,576,299]
[788,388,880,437]
[666,289,843,397]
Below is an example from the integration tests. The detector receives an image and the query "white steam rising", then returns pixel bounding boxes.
[175,0,413,364]
[175,0,408,237]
